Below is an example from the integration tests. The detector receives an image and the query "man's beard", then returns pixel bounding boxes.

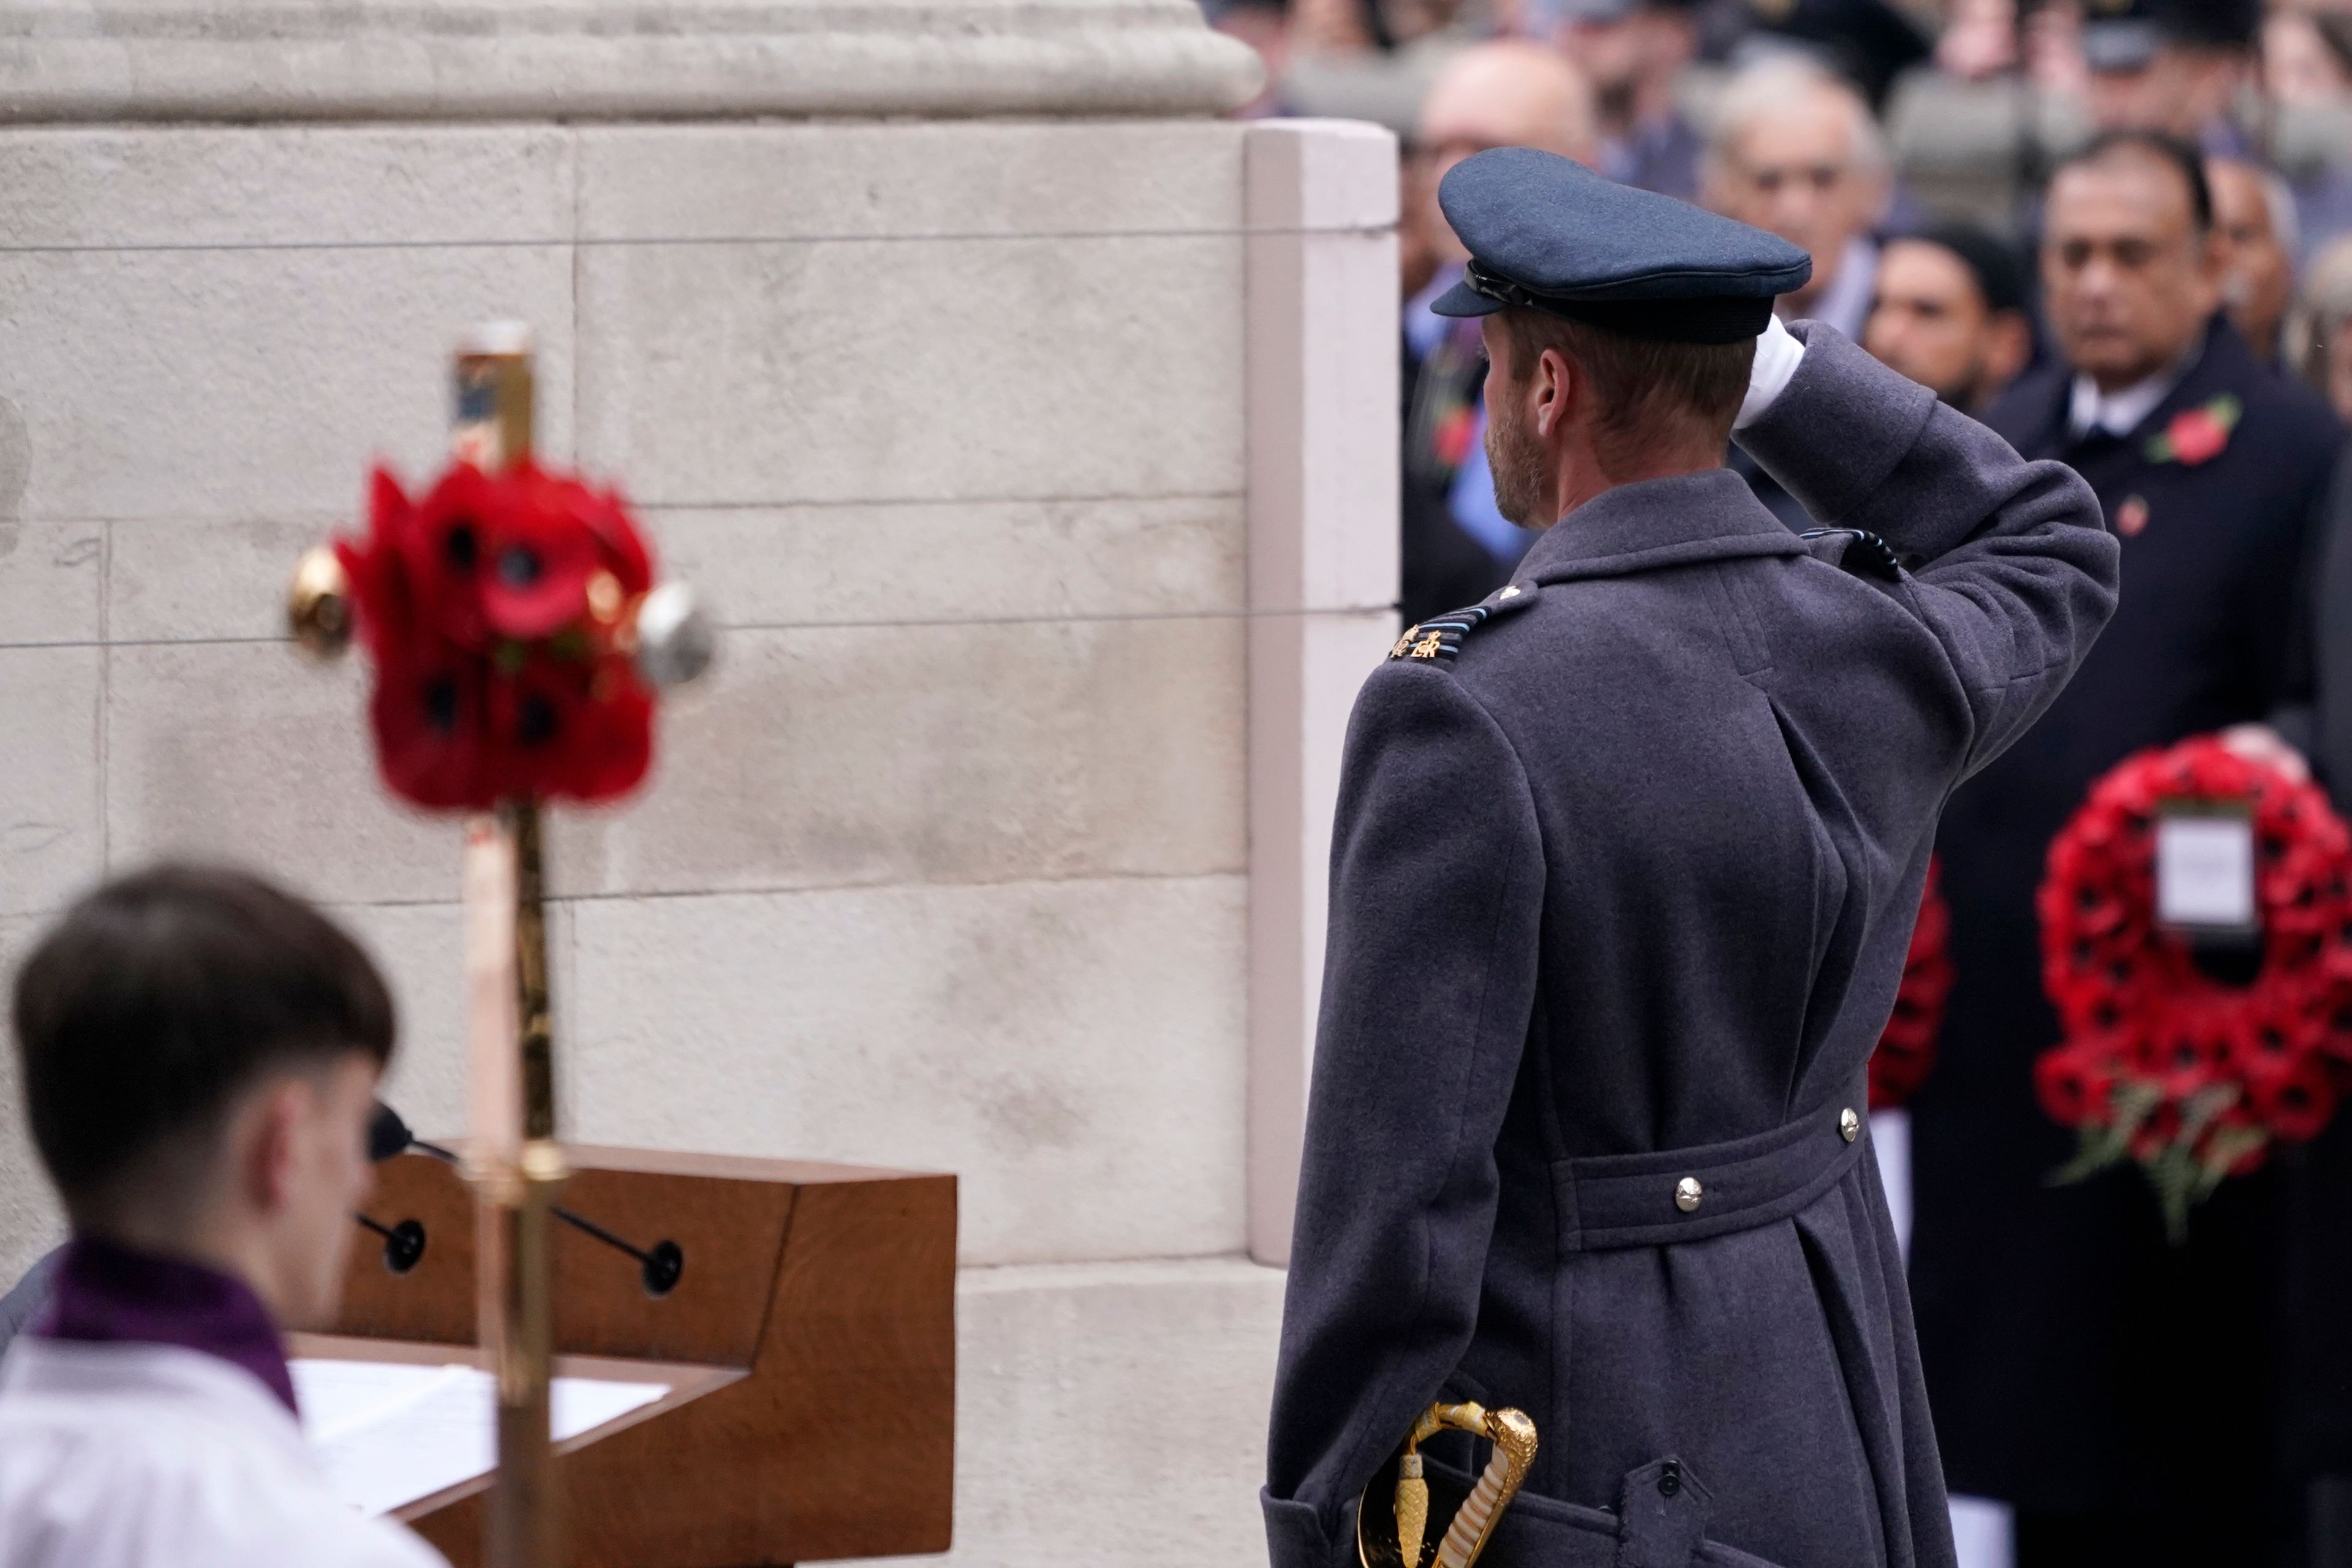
[1485,394,1551,529]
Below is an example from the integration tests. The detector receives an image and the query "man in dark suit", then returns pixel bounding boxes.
[1264,148,2116,1568]
[1907,130,2344,1568]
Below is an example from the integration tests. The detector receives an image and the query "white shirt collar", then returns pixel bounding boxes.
[2068,330,2208,439]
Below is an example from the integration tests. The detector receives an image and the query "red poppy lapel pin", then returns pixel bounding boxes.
[2144,393,2242,467]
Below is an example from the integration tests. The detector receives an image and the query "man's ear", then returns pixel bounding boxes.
[2195,227,2230,310]
[242,1079,306,1216]
[1534,346,1573,439]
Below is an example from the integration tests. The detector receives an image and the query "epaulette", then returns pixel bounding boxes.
[1798,527,1905,581]
[1387,581,1541,664]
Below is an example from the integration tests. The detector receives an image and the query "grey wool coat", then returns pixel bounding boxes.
[1262,325,2119,1568]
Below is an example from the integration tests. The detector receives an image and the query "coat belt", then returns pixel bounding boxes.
[1552,1078,1871,1253]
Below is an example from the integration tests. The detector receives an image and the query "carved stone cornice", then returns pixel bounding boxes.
[0,0,1264,123]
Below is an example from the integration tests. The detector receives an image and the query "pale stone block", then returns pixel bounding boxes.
[0,245,575,525]
[1243,126,1400,617]
[105,455,1246,651]
[1242,119,1400,1266]
[106,641,461,907]
[815,1257,1286,1568]
[336,899,469,1145]
[573,233,1242,507]
[0,916,65,1286]
[1285,220,1403,611]
[0,519,103,646]
[0,124,573,250]
[1246,609,1396,1265]
[552,615,1245,899]
[1245,118,1400,233]
[110,604,1243,907]
[0,644,102,918]
[643,494,1243,629]
[108,513,337,644]
[334,895,579,1147]
[577,121,1243,243]
[565,876,1248,1265]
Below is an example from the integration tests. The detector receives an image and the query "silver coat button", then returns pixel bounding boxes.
[1674,1177,1703,1213]
[1839,1107,1861,1143]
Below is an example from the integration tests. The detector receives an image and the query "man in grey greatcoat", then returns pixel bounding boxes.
[1262,148,2119,1568]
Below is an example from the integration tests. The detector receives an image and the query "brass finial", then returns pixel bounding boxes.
[287,545,353,658]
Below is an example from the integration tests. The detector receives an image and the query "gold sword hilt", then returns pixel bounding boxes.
[1360,1402,1539,1568]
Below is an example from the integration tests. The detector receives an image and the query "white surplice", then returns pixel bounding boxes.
[0,1338,447,1568]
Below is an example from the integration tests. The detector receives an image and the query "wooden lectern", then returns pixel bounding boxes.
[295,1145,957,1568]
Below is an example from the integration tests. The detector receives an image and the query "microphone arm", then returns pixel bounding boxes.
[369,1102,685,1297]
[354,1213,427,1274]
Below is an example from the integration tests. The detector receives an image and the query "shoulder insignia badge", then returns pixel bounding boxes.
[1798,527,1905,581]
[1385,582,1540,664]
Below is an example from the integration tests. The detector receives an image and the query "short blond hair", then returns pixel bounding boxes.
[1496,310,1757,472]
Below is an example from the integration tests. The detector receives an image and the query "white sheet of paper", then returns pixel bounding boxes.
[2156,813,2256,928]
[292,1358,669,1516]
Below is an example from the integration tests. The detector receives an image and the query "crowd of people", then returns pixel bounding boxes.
[1219,0,2352,1564]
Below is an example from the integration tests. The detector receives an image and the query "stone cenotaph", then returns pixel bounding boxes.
[0,2,1399,1559]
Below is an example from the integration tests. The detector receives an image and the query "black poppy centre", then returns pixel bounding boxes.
[517,693,560,747]
[423,675,461,733]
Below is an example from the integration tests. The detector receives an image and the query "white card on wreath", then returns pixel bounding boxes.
[2155,811,2257,930]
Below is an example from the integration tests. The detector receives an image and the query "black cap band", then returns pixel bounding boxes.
[1467,260,1776,344]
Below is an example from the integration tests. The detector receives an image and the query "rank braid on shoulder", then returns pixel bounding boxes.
[1385,584,1539,666]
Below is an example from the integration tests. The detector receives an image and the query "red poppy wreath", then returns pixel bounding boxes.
[1871,858,1954,1110]
[334,462,657,810]
[2035,736,2352,1240]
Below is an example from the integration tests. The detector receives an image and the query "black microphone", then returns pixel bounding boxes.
[356,1102,429,1273]
[368,1098,459,1164]
[364,1099,684,1297]
[368,1100,413,1164]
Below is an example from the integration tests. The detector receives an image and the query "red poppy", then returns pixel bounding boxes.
[391,464,500,649]
[480,495,602,640]
[1871,860,1956,1109]
[1434,406,1477,470]
[478,466,655,641]
[2129,1098,2187,1163]
[2035,1042,2119,1128]
[2244,1053,2338,1142]
[339,470,425,660]
[2168,410,2229,467]
[368,641,495,810]
[334,459,662,811]
[484,649,653,805]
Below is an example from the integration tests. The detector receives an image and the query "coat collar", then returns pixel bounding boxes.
[2011,316,2248,459]
[1518,466,1809,584]
[37,1234,298,1415]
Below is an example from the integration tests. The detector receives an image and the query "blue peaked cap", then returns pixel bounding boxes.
[1432,148,1813,344]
